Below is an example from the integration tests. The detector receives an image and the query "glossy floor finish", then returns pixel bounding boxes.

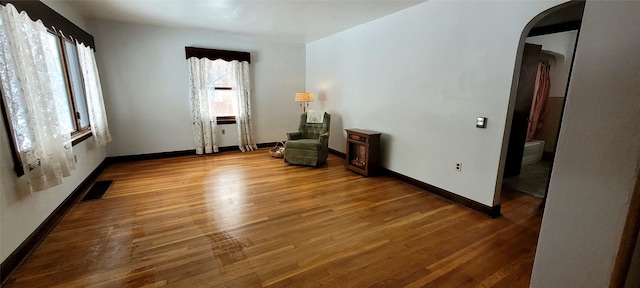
[4,150,544,287]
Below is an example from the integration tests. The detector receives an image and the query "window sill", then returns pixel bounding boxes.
[71,129,93,146]
[8,129,92,177]
[217,116,236,125]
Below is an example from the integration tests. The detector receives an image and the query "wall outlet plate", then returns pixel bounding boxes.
[476,117,487,128]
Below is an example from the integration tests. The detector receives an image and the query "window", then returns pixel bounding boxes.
[0,6,92,176]
[63,39,91,130]
[1,32,79,153]
[1,2,109,191]
[209,60,237,124]
[185,46,255,154]
[213,88,234,117]
[45,33,75,136]
[185,46,252,126]
[1,31,92,146]
[213,89,236,124]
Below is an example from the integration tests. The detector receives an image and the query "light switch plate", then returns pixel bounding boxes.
[476,117,487,128]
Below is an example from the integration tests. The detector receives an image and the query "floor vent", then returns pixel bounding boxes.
[80,180,113,202]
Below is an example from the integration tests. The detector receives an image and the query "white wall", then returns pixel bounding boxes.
[526,30,578,98]
[305,0,563,206]
[90,20,306,157]
[0,1,106,263]
[531,1,640,287]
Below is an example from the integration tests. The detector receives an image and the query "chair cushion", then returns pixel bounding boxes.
[286,139,320,150]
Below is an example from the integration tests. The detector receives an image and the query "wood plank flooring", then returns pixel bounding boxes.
[3,150,544,287]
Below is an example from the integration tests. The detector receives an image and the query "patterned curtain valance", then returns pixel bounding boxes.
[185,47,251,64]
[0,0,95,49]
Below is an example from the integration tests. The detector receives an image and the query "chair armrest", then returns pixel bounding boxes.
[287,132,302,140]
[319,133,329,143]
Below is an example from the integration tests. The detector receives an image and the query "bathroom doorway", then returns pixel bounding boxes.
[502,2,584,199]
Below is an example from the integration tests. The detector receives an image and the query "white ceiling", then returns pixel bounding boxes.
[62,0,427,43]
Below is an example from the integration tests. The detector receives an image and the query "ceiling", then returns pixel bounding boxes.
[62,0,427,43]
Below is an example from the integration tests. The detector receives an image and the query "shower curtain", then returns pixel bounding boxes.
[526,61,551,142]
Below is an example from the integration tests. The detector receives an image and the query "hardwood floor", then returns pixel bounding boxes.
[4,150,544,287]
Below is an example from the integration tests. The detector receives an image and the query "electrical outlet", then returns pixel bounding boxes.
[455,162,462,172]
[221,129,226,135]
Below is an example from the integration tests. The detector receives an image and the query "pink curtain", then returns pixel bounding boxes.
[526,61,551,142]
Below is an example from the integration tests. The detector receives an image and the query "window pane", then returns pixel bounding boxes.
[0,14,34,151]
[0,63,35,151]
[207,60,236,117]
[64,40,90,129]
[45,34,74,135]
[211,89,235,117]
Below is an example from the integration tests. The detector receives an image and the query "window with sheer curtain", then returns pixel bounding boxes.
[186,47,257,154]
[0,3,111,192]
[209,60,236,123]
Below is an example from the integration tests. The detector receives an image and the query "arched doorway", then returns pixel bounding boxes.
[496,1,584,203]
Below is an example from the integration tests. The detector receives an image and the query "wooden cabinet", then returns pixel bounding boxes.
[345,129,381,177]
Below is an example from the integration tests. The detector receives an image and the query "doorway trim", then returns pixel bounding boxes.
[610,168,640,287]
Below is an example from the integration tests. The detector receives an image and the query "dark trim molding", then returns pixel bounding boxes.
[185,47,251,63]
[106,149,197,163]
[0,0,95,49]
[257,142,278,149]
[0,158,108,284]
[106,143,279,163]
[528,20,581,37]
[328,148,346,159]
[610,168,640,288]
[213,142,279,153]
[328,148,500,218]
[218,146,240,153]
[381,168,501,218]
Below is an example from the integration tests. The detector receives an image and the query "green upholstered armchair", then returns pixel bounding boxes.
[284,112,331,167]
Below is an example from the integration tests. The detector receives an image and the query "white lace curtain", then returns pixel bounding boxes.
[188,57,256,154]
[0,4,75,192]
[76,42,112,146]
[188,57,218,154]
[230,61,257,152]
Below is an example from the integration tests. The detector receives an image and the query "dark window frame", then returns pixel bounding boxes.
[58,34,92,133]
[0,88,24,175]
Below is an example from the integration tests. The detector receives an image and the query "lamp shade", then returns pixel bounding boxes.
[295,92,314,102]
